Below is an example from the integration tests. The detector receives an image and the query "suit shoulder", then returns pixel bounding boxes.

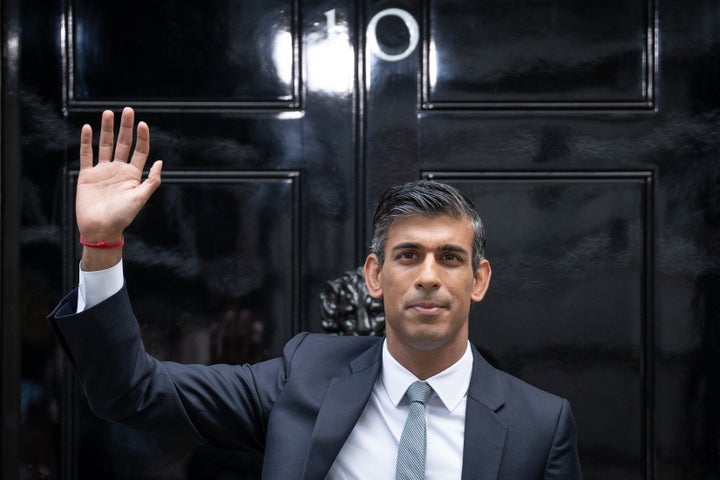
[282,333,381,373]
[284,332,381,353]
[492,367,570,426]
[496,368,562,400]
[471,348,565,413]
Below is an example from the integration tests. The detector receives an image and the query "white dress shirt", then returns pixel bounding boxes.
[77,263,472,478]
[326,340,472,479]
[77,260,124,312]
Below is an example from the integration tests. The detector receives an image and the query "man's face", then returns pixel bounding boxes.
[364,214,491,360]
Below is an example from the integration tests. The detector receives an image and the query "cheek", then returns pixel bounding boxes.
[449,281,476,306]
[378,274,403,298]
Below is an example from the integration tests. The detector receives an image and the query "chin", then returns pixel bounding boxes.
[403,328,456,352]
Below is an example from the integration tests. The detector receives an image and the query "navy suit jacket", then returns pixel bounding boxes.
[49,286,582,479]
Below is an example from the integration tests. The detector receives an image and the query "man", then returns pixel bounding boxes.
[49,108,582,479]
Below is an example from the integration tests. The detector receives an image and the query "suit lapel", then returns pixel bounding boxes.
[299,342,507,479]
[461,347,508,480]
[301,341,383,480]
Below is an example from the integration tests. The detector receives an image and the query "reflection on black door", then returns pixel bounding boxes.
[5,0,720,479]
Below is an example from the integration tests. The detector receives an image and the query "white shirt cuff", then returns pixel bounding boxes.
[77,259,124,313]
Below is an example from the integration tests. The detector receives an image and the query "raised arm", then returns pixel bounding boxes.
[76,107,163,271]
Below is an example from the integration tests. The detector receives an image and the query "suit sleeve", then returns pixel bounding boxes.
[543,398,582,479]
[48,285,297,452]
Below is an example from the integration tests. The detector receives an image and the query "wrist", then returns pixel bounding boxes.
[81,247,123,272]
[80,234,125,249]
[79,233,124,271]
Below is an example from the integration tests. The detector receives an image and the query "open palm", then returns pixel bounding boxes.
[76,107,163,243]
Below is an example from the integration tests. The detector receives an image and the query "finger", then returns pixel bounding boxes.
[97,110,116,162]
[137,160,163,200]
[79,124,94,170]
[114,107,135,163]
[129,121,150,172]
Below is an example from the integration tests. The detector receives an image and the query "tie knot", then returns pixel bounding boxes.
[406,381,433,405]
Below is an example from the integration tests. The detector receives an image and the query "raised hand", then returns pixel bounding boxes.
[76,107,163,270]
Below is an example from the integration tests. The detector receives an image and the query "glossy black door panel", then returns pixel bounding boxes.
[69,0,299,106]
[425,0,654,108]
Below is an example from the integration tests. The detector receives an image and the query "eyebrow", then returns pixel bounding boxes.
[391,242,469,255]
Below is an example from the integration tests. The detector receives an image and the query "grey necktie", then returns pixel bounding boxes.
[395,381,434,480]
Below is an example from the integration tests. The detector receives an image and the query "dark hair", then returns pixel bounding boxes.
[370,180,486,271]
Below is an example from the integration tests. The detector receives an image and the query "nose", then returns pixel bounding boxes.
[415,256,441,291]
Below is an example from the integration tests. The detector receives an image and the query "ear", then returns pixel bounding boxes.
[363,253,384,299]
[471,259,492,302]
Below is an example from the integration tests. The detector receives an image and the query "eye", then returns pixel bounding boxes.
[395,250,418,262]
[442,252,464,265]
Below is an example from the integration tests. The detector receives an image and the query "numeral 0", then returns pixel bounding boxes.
[367,8,419,62]
[325,8,420,63]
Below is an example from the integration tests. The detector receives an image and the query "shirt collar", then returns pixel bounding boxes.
[381,339,473,413]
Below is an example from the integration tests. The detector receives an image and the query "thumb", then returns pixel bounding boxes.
[137,160,163,200]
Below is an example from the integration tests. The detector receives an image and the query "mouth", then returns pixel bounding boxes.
[407,301,447,315]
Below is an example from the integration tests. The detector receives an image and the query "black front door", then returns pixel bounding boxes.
[3,0,719,479]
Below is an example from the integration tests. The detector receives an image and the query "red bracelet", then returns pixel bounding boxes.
[79,235,125,249]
